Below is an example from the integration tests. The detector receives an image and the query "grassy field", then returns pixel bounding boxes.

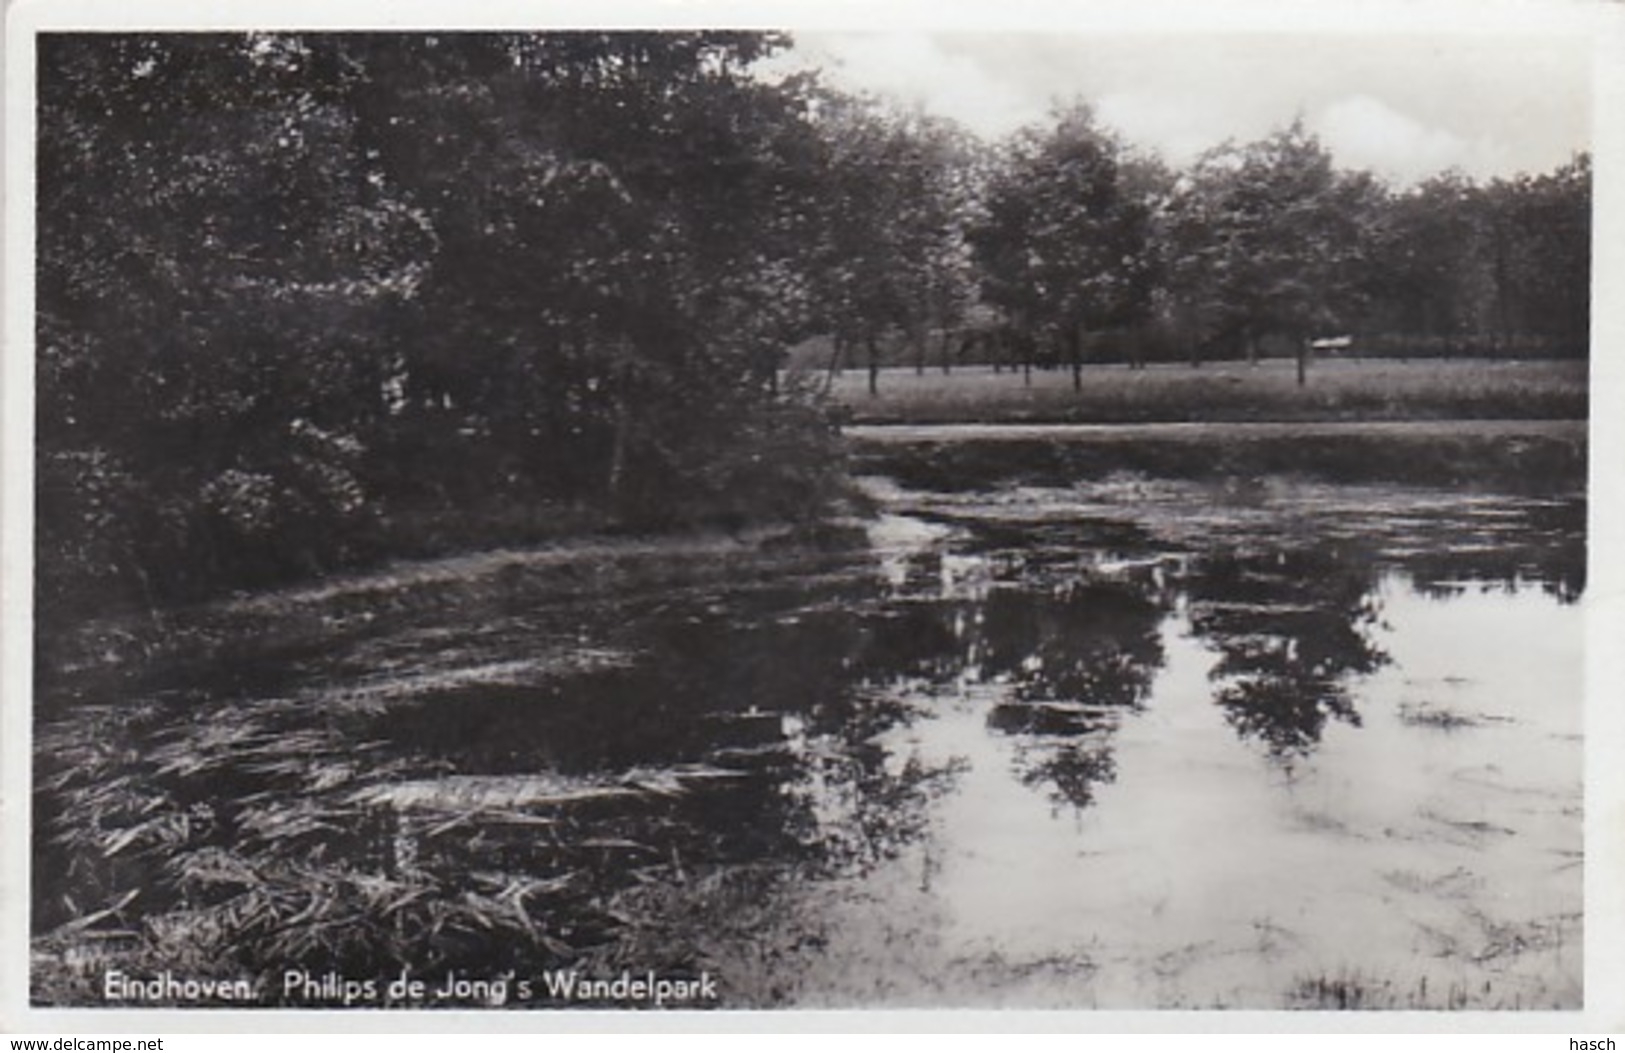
[820,357,1588,425]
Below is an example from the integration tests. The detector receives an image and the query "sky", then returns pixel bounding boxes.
[770,31,1593,185]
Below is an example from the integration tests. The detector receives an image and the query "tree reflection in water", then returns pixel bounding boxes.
[964,578,1168,808]
[1186,549,1388,762]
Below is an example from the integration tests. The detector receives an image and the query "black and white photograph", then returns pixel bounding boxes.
[6,0,1620,1023]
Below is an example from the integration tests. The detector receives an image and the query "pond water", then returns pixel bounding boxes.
[33,459,1584,1010]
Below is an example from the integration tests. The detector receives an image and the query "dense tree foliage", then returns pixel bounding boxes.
[1162,122,1385,366]
[36,32,1591,626]
[970,104,1160,385]
[1360,155,1591,356]
[38,32,849,621]
[807,95,980,392]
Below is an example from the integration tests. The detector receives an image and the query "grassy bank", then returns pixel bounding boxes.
[849,420,1588,494]
[825,358,1587,425]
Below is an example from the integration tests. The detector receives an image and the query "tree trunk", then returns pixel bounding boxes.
[940,329,954,375]
[607,377,631,503]
[825,334,845,389]
[131,561,163,625]
[1068,326,1083,392]
[867,334,880,397]
[1296,339,1308,387]
[1246,329,1259,367]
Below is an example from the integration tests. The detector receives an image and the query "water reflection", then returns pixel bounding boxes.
[1185,550,1389,762]
[1016,741,1118,810]
[963,582,1165,808]
[970,583,1166,705]
[1403,498,1586,605]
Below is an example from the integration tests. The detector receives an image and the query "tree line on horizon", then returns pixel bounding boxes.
[814,96,1588,388]
[35,31,1591,627]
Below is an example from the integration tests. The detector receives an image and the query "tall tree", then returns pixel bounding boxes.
[1163,120,1380,373]
[969,104,1159,388]
[806,95,975,394]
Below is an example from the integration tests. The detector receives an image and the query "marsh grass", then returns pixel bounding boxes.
[1286,904,1581,1011]
[1288,971,1476,1011]
[1287,966,1575,1011]
[31,655,768,1005]
[29,528,914,1006]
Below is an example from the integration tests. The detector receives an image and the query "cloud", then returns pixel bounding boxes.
[779,32,1040,137]
[771,32,1584,182]
[1096,90,1267,164]
[1310,94,1507,183]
